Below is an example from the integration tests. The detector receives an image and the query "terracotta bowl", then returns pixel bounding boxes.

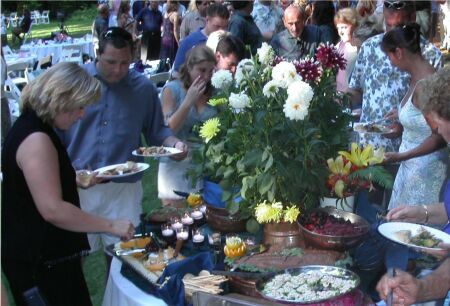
[298,207,370,251]
[205,204,247,233]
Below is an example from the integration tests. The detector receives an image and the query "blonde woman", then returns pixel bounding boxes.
[1,62,134,306]
[334,7,359,93]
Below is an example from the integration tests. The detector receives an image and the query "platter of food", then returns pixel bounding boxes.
[105,236,184,285]
[378,222,450,251]
[95,161,149,178]
[353,122,393,134]
[132,146,182,157]
[255,266,359,304]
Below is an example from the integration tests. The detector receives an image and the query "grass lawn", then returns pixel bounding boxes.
[6,6,96,50]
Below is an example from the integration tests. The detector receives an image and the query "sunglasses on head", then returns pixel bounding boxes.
[384,1,407,10]
[102,27,132,42]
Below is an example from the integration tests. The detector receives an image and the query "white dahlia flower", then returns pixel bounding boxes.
[229,92,251,109]
[211,69,233,90]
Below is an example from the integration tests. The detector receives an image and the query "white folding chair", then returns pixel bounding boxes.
[2,45,14,56]
[30,11,36,25]
[59,47,83,65]
[4,77,22,119]
[7,61,29,86]
[149,72,170,87]
[9,12,18,27]
[40,10,50,24]
[36,55,52,70]
[22,22,33,45]
[32,11,41,25]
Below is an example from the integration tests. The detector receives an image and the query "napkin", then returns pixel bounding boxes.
[121,252,214,306]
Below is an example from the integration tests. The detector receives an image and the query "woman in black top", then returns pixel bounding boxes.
[1,62,135,306]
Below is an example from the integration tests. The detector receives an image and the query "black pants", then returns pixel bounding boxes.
[141,30,161,62]
[2,259,92,306]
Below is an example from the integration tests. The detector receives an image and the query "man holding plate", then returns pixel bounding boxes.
[58,27,187,269]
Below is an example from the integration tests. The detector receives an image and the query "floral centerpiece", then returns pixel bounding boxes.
[190,43,352,232]
[326,143,393,199]
[324,143,393,211]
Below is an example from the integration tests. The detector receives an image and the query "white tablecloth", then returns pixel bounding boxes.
[5,53,37,67]
[20,39,95,64]
[102,258,167,306]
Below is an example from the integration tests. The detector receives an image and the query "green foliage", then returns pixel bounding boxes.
[348,165,394,189]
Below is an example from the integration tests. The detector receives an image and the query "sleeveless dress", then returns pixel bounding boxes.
[160,13,178,63]
[388,82,448,209]
[1,109,91,305]
[158,79,217,199]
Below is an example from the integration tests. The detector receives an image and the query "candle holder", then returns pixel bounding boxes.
[170,217,183,231]
[192,228,205,249]
[208,231,223,264]
[191,208,205,227]
[161,223,176,245]
[181,212,194,226]
[176,226,189,241]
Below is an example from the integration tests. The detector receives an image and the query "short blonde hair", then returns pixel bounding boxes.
[417,67,450,121]
[21,62,101,125]
[334,7,358,27]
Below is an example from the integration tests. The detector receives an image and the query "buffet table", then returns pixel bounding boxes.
[20,38,95,64]
[102,258,167,306]
[5,52,37,67]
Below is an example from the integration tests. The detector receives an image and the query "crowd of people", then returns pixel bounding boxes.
[1,0,450,305]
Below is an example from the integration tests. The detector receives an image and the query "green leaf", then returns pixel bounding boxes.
[348,166,394,189]
[222,190,232,202]
[228,200,240,215]
[257,173,274,195]
[246,218,261,234]
[264,153,273,172]
[241,149,263,168]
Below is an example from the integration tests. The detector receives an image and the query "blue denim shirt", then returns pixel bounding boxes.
[57,62,173,183]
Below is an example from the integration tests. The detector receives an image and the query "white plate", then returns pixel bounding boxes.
[95,163,149,179]
[378,222,450,251]
[132,147,182,157]
[354,122,393,134]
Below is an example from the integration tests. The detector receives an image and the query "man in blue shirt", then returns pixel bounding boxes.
[172,3,229,72]
[135,1,163,61]
[271,4,323,61]
[58,27,187,267]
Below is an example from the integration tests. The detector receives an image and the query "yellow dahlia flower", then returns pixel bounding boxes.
[199,118,221,143]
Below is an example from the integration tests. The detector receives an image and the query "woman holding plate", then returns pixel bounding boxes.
[1,62,135,306]
[158,45,217,207]
[381,23,448,211]
[376,66,450,306]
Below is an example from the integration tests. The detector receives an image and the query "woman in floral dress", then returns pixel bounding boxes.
[381,23,448,210]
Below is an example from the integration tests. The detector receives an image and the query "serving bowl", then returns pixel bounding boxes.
[298,207,369,251]
[255,265,361,305]
[205,204,247,233]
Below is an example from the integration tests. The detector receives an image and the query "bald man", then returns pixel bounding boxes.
[270,4,324,60]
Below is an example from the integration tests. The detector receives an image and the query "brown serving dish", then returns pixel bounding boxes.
[227,247,346,297]
[205,204,247,233]
[298,207,370,251]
